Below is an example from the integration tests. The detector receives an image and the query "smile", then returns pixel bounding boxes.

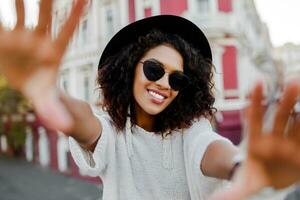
[148,89,167,103]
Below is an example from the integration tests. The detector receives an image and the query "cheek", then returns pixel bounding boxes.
[133,71,149,98]
[133,66,146,85]
[167,91,179,105]
[171,90,179,98]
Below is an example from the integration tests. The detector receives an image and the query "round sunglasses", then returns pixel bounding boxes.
[140,59,190,91]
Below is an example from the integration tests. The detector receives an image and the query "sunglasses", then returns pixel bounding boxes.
[140,59,190,91]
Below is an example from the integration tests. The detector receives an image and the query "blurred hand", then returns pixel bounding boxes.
[0,0,87,132]
[209,81,300,200]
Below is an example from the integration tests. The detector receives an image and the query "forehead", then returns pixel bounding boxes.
[141,45,184,71]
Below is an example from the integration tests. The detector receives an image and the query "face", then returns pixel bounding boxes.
[133,44,184,119]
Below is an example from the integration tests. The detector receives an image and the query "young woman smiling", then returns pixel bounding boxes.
[1,1,300,200]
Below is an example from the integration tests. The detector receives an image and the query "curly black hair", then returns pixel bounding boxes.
[98,30,216,134]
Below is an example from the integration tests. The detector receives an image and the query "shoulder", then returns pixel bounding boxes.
[183,118,213,137]
[183,117,227,144]
[189,117,213,131]
[92,109,120,134]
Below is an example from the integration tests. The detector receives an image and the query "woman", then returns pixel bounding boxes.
[1,0,300,199]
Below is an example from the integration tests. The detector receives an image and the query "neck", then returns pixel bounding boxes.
[134,106,155,132]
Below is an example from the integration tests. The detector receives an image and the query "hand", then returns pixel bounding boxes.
[0,0,87,132]
[209,81,300,200]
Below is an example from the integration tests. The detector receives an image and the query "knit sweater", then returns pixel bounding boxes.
[69,113,230,200]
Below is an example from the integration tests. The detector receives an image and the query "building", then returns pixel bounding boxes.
[186,0,277,143]
[273,43,300,81]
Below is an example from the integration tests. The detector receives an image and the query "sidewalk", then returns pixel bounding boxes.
[0,155,102,200]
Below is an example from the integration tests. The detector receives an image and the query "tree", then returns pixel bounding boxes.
[0,75,31,156]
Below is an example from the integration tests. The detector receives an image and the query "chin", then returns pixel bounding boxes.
[143,107,165,116]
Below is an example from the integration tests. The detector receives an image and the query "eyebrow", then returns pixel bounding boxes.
[147,58,162,65]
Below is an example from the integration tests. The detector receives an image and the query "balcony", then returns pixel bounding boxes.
[186,11,238,39]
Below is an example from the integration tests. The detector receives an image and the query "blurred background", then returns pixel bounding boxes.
[0,0,299,199]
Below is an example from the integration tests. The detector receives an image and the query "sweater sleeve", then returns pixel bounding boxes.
[183,118,231,200]
[68,113,115,177]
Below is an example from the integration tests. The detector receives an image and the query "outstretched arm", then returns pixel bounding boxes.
[209,81,300,200]
[59,92,102,151]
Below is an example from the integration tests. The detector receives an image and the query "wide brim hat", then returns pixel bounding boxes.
[98,15,212,67]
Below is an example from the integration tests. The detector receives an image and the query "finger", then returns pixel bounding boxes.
[35,0,53,35]
[55,0,86,58]
[248,82,264,143]
[15,0,25,29]
[271,82,299,137]
[288,115,300,142]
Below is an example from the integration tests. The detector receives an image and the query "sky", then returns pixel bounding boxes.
[254,0,300,47]
[0,0,299,47]
[0,0,38,27]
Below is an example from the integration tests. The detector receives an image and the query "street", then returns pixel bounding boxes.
[0,156,102,200]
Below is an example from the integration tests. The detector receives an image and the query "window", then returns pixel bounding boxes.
[196,0,210,14]
[62,79,68,93]
[60,71,70,94]
[105,8,114,37]
[218,0,232,12]
[38,127,50,167]
[73,29,79,48]
[143,0,152,8]
[53,6,69,39]
[144,7,152,17]
[81,18,88,46]
[81,66,92,102]
[57,133,70,172]
[83,75,90,101]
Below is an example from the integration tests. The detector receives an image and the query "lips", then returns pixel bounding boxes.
[147,89,168,104]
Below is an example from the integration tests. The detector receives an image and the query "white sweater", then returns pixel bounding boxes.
[69,113,230,200]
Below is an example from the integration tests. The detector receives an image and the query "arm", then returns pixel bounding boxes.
[209,82,300,200]
[201,140,239,180]
[59,92,102,152]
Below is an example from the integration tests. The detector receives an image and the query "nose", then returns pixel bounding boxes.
[155,73,170,90]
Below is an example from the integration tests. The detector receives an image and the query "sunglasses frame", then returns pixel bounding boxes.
[140,59,190,91]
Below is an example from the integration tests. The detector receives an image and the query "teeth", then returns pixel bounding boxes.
[149,91,164,100]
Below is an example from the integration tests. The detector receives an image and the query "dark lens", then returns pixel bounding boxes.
[169,72,190,91]
[143,60,165,81]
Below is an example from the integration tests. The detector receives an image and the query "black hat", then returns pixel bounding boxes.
[98,15,212,67]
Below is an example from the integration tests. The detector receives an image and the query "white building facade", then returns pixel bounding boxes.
[273,43,300,82]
